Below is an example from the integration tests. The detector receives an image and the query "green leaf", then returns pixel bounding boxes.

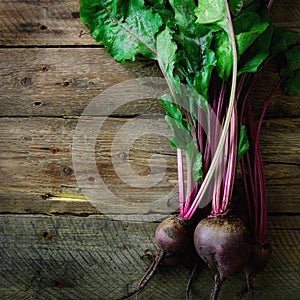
[189,30,216,97]
[238,26,273,74]
[233,11,269,56]
[214,31,233,80]
[237,125,249,162]
[281,48,300,74]
[184,84,208,126]
[192,151,203,182]
[194,0,229,33]
[145,0,164,6]
[156,27,181,94]
[270,27,299,55]
[194,46,216,97]
[281,48,300,95]
[146,0,175,29]
[185,142,203,182]
[160,94,191,150]
[169,0,197,30]
[175,26,210,73]
[161,93,202,182]
[229,0,254,16]
[281,69,300,95]
[165,114,191,149]
[80,0,162,63]
[160,94,182,122]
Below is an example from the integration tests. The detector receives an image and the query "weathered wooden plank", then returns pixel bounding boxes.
[270,0,300,30]
[0,1,299,298]
[0,214,299,299]
[0,0,299,46]
[0,48,163,117]
[260,118,300,165]
[0,50,164,115]
[0,48,299,118]
[1,182,299,216]
[0,117,299,214]
[0,0,95,46]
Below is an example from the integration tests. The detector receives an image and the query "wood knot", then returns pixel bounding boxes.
[51,146,60,154]
[41,65,49,72]
[63,166,73,176]
[41,230,52,240]
[53,279,62,288]
[62,80,71,87]
[40,24,48,31]
[119,152,127,160]
[88,176,95,182]
[71,12,80,18]
[21,77,32,87]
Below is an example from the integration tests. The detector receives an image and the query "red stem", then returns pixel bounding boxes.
[177,149,185,216]
[252,71,292,242]
[221,103,237,212]
[184,0,238,219]
[239,156,254,225]
[267,0,274,11]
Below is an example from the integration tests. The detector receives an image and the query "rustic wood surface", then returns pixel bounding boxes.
[0,0,300,299]
[0,117,299,215]
[0,215,300,300]
[1,0,299,46]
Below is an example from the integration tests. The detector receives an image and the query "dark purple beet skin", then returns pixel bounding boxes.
[193,216,251,280]
[155,215,192,254]
[244,243,272,277]
[237,243,272,298]
[118,215,200,300]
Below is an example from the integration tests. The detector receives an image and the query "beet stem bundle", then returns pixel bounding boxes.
[80,0,300,298]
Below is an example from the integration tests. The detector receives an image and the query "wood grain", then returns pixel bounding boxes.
[0,117,299,214]
[0,0,95,46]
[0,48,299,118]
[0,215,299,300]
[0,48,162,117]
[0,0,299,46]
[0,0,299,299]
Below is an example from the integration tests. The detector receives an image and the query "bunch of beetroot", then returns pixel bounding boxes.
[80,0,300,298]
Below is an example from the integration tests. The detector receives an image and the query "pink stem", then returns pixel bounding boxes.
[255,74,290,154]
[212,154,223,215]
[256,147,267,243]
[244,101,259,238]
[177,148,185,216]
[186,157,193,203]
[239,157,254,225]
[253,72,291,242]
[267,0,274,10]
[184,0,238,219]
[211,86,226,215]
[221,103,237,212]
[198,106,205,154]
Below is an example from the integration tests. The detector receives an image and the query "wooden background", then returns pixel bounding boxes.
[0,0,299,299]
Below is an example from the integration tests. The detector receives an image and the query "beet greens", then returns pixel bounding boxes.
[80,0,300,298]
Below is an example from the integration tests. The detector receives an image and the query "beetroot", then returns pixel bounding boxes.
[79,0,300,298]
[119,215,199,299]
[237,243,272,298]
[244,243,272,279]
[155,215,192,254]
[194,216,251,299]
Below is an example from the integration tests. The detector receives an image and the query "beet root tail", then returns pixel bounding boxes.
[209,273,224,300]
[118,249,165,300]
[185,262,200,300]
[237,273,255,300]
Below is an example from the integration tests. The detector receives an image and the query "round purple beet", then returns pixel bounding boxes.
[194,216,251,280]
[244,243,272,276]
[155,215,191,254]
